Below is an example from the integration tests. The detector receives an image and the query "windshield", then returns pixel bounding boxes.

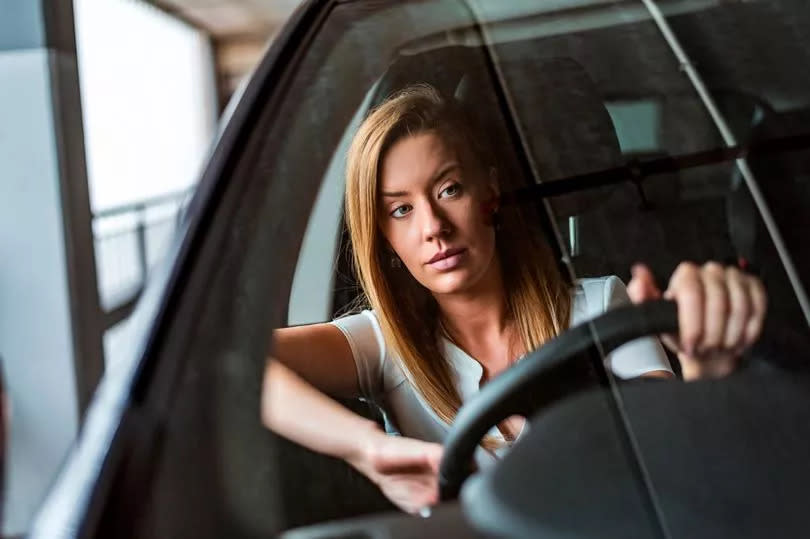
[92,1,810,537]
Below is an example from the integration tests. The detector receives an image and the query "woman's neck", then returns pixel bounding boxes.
[433,259,518,373]
[436,285,509,340]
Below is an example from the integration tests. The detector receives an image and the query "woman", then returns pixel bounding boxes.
[261,84,767,513]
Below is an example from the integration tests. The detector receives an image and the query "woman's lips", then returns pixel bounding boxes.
[428,248,467,270]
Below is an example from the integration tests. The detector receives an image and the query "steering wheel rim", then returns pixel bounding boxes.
[438,299,679,500]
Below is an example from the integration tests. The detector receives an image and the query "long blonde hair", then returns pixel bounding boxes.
[344,84,572,433]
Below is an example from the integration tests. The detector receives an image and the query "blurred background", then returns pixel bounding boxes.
[75,0,300,361]
[0,1,299,535]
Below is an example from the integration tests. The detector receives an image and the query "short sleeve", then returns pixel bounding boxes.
[602,276,674,378]
[330,310,386,400]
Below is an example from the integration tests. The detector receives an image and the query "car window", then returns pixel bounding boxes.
[286,83,379,326]
[89,1,810,538]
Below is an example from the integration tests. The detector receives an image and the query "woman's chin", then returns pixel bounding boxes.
[425,271,477,296]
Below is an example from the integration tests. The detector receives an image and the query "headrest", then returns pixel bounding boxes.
[373,48,622,217]
[491,55,622,216]
[371,47,481,109]
[496,56,624,181]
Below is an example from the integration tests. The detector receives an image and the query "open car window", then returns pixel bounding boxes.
[69,1,810,538]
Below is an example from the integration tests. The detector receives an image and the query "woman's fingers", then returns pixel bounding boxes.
[371,437,443,475]
[655,261,768,381]
[388,472,439,513]
[626,263,662,303]
[700,262,729,354]
[664,262,704,356]
[389,472,439,511]
[723,266,751,352]
[744,276,768,348]
[365,435,444,512]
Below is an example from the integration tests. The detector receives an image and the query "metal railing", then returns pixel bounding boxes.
[93,188,194,330]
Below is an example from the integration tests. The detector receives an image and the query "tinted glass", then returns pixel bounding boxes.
[477,2,810,536]
[123,1,810,538]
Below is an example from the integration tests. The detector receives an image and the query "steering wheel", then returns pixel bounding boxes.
[438,299,679,500]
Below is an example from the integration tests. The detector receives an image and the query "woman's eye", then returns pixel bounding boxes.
[439,183,461,198]
[390,204,412,218]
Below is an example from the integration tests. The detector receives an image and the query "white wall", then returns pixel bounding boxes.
[73,0,218,213]
[0,48,81,537]
[73,0,219,361]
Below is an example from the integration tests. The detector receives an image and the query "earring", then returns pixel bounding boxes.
[391,255,402,269]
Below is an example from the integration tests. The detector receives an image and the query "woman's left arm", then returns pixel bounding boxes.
[627,262,768,381]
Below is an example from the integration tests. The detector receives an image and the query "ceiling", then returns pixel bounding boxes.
[152,0,305,105]
[154,0,303,38]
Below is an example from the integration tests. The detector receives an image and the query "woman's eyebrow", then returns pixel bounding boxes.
[381,162,460,198]
[431,162,460,184]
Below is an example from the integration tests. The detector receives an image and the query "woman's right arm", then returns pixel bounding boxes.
[262,355,382,465]
[261,324,443,512]
[261,322,376,460]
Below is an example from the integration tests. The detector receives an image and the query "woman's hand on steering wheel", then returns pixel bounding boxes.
[627,262,767,381]
[347,428,443,514]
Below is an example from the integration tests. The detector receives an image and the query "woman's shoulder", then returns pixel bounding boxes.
[574,276,674,378]
[331,308,379,330]
[330,309,407,394]
[330,309,384,363]
[571,275,629,325]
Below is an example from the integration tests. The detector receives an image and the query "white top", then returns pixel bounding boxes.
[331,275,672,468]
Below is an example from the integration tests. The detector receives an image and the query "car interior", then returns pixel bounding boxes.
[84,2,810,538]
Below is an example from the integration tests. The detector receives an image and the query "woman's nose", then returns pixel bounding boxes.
[420,202,450,241]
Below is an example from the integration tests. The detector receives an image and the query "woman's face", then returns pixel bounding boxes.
[378,131,499,296]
